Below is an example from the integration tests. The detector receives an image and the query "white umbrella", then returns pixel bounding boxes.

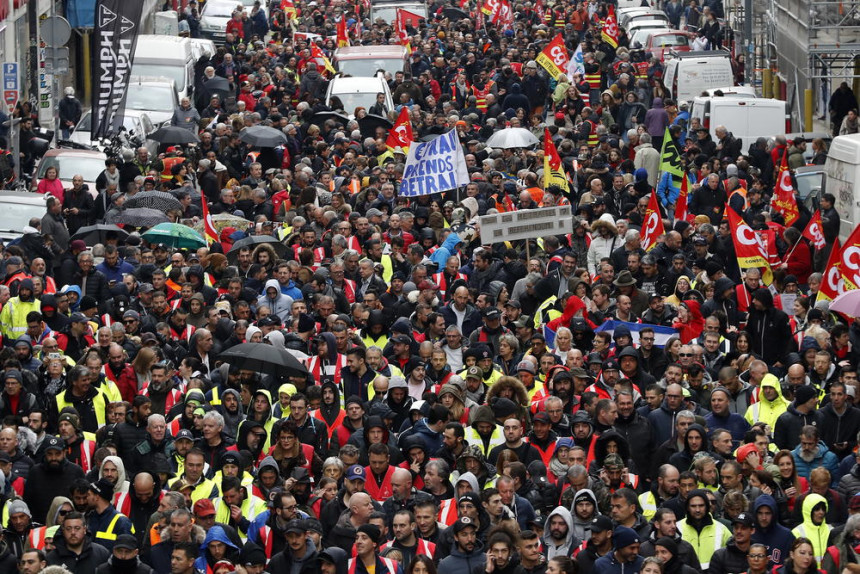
[485,127,540,149]
[828,290,860,317]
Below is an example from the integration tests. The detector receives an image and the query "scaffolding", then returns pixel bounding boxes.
[765,0,860,128]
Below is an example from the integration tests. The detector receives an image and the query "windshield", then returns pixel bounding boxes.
[126,86,177,113]
[205,2,235,17]
[76,111,140,133]
[132,64,185,91]
[330,92,381,114]
[652,34,690,47]
[0,202,47,233]
[372,5,426,22]
[38,156,107,182]
[338,58,403,76]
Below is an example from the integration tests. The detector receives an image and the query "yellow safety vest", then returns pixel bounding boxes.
[639,491,659,521]
[55,390,109,430]
[213,494,267,540]
[95,512,131,544]
[463,424,505,457]
[533,296,560,330]
[678,516,731,569]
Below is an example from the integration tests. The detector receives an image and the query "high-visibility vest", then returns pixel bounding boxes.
[306,354,346,385]
[381,537,436,558]
[67,438,96,474]
[438,498,457,526]
[526,436,557,466]
[170,476,217,504]
[472,81,494,112]
[337,278,357,303]
[95,379,122,404]
[361,332,388,350]
[213,494,267,540]
[432,272,467,298]
[584,70,601,90]
[364,465,397,501]
[55,391,108,432]
[160,157,185,182]
[533,295,559,329]
[677,516,731,569]
[95,512,125,544]
[638,490,660,521]
[728,186,749,211]
[585,120,599,147]
[792,522,833,563]
[463,424,505,457]
[28,526,46,550]
[374,254,394,283]
[140,383,184,415]
[311,407,346,439]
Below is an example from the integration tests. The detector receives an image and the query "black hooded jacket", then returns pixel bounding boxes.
[746,289,793,366]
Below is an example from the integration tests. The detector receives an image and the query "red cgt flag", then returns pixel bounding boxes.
[675,174,694,224]
[336,18,350,48]
[802,210,827,250]
[727,205,774,284]
[818,239,845,303]
[640,191,665,252]
[386,106,414,151]
[839,224,860,290]
[772,150,800,226]
[201,196,218,246]
[601,5,619,48]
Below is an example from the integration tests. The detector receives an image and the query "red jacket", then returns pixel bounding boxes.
[104,363,137,404]
[785,241,813,285]
[672,299,704,344]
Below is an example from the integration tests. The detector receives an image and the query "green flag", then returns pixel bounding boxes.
[659,127,683,179]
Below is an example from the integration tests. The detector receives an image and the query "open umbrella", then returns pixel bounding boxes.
[485,127,540,149]
[442,6,469,20]
[239,125,288,148]
[124,191,184,213]
[227,235,288,262]
[142,222,207,249]
[358,114,394,138]
[219,342,309,377]
[150,125,200,145]
[200,76,233,103]
[193,212,250,235]
[308,111,350,128]
[105,208,169,227]
[70,224,130,246]
[828,290,860,317]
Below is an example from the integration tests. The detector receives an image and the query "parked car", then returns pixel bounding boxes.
[125,77,180,127]
[34,149,107,199]
[68,110,158,157]
[643,30,695,60]
[326,73,394,118]
[0,191,50,243]
[334,45,410,77]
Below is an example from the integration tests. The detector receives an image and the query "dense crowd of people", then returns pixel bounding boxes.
[3,0,858,573]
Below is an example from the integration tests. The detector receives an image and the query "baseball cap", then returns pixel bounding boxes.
[44,435,63,452]
[483,307,501,320]
[114,534,138,550]
[466,366,482,379]
[453,516,478,534]
[732,512,755,527]
[285,519,306,534]
[193,499,216,517]
[591,515,613,533]
[346,464,366,481]
[533,411,551,424]
[602,358,620,371]
[70,312,89,324]
[138,282,155,293]
[516,361,536,374]
[141,332,158,345]
[174,429,194,442]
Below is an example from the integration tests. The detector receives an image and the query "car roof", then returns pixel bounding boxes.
[330,76,387,92]
[43,149,107,160]
[0,190,49,205]
[335,46,408,59]
[129,76,176,87]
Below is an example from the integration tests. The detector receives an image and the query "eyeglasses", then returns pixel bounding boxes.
[123,320,137,324]
[58,509,71,516]
[679,353,694,357]
[640,337,655,341]
[748,555,767,559]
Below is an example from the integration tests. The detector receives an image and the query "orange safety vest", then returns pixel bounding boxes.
[472,81,494,112]
[160,157,185,182]
[338,278,357,304]
[364,465,396,501]
[585,120,599,147]
[311,407,347,438]
[527,436,557,466]
[381,538,436,558]
[728,186,750,211]
[432,272,467,298]
[28,526,46,550]
[584,70,601,90]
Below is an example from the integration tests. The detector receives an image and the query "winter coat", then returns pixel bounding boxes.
[257,279,294,322]
[438,540,486,574]
[792,441,840,485]
[47,535,111,574]
[746,289,794,366]
[633,143,661,187]
[24,459,86,524]
[593,550,644,574]
[744,374,788,429]
[838,463,860,502]
[820,403,860,461]
[648,399,685,447]
[570,489,600,541]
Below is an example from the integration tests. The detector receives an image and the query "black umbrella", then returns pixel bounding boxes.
[227,235,288,262]
[201,76,233,101]
[150,125,200,145]
[239,125,288,148]
[442,7,469,20]
[358,114,394,138]
[219,343,309,377]
[70,224,130,246]
[104,207,169,227]
[124,191,184,213]
[308,111,350,128]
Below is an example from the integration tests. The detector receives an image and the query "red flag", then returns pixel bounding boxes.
[601,5,619,48]
[818,239,845,303]
[336,18,350,48]
[398,9,424,26]
[839,224,860,290]
[201,197,218,246]
[310,43,335,74]
[727,204,774,284]
[640,192,665,251]
[675,174,694,224]
[772,150,800,226]
[386,106,414,151]
[395,10,412,51]
[802,210,827,250]
[536,34,569,80]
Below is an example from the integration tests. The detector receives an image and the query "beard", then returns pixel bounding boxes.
[46,460,63,473]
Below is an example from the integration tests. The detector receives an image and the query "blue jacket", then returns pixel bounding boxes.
[194,526,239,572]
[510,493,537,531]
[87,505,133,552]
[279,279,303,301]
[704,411,750,446]
[648,399,685,447]
[751,494,794,567]
[792,441,840,486]
[438,541,486,574]
[408,418,443,454]
[594,550,644,574]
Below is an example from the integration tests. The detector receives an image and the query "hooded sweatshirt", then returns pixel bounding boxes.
[570,489,600,541]
[677,489,731,569]
[751,494,794,567]
[543,506,580,559]
[744,374,789,428]
[792,493,833,563]
[257,279,293,322]
[673,300,705,344]
[194,525,240,572]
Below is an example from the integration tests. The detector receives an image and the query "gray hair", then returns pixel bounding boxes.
[640,133,652,144]
[202,410,224,428]
[567,464,588,479]
[425,459,450,480]
[147,414,165,427]
[625,229,641,243]
[677,410,695,421]
[323,457,345,472]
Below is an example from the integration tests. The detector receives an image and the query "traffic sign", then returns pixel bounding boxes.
[3,63,18,110]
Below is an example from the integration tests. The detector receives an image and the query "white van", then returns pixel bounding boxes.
[132,35,195,102]
[822,134,860,241]
[334,45,410,77]
[326,73,394,118]
[662,50,735,104]
[690,97,789,152]
[370,2,427,23]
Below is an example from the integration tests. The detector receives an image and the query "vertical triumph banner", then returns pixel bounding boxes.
[91,0,145,139]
